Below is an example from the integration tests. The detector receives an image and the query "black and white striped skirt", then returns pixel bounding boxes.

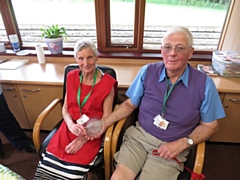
[33,149,102,180]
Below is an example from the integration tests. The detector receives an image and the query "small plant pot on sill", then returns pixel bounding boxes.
[44,37,63,54]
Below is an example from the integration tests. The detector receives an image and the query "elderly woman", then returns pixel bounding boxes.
[34,39,117,180]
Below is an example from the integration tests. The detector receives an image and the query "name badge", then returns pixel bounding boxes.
[77,114,89,125]
[153,114,169,130]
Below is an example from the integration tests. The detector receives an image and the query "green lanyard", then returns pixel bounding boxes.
[77,68,98,115]
[161,78,177,117]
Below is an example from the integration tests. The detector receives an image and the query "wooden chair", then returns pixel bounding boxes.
[111,108,205,180]
[32,64,119,180]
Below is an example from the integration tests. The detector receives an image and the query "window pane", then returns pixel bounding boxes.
[0,12,8,42]
[11,0,96,47]
[144,1,230,50]
[110,0,135,45]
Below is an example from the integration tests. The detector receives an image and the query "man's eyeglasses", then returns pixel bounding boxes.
[162,45,191,54]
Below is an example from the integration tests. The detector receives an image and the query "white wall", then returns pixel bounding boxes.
[220,0,240,52]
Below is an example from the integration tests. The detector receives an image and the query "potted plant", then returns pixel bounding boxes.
[40,24,68,54]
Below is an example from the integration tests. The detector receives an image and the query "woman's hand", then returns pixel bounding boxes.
[65,135,88,154]
[68,123,87,136]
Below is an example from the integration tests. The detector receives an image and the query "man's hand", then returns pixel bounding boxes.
[85,120,107,140]
[155,138,188,160]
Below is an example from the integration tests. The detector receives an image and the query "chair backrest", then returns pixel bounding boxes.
[113,107,199,180]
[62,64,119,105]
[38,64,118,158]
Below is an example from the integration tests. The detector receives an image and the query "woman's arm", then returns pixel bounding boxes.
[102,87,115,118]
[62,94,86,136]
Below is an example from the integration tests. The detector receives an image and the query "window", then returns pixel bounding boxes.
[99,0,232,52]
[144,1,230,50]
[0,13,7,42]
[0,0,236,54]
[11,0,97,47]
[110,0,135,47]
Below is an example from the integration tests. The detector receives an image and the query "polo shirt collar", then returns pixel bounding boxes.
[159,64,189,87]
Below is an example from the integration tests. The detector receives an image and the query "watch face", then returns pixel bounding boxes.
[188,138,194,145]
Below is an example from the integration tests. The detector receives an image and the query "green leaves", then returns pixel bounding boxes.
[40,24,68,41]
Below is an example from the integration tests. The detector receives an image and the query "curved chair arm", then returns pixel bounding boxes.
[192,141,205,179]
[103,104,123,180]
[103,123,114,180]
[111,118,128,155]
[111,104,128,172]
[33,98,63,152]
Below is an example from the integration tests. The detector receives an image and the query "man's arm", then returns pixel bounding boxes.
[104,98,137,127]
[86,98,137,140]
[156,120,218,160]
[188,119,218,145]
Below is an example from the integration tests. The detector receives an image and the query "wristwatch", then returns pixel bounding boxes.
[187,137,194,146]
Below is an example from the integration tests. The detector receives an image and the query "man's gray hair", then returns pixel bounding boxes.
[74,38,99,58]
[162,26,193,47]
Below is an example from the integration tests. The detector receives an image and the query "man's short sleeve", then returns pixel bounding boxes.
[200,76,226,122]
[126,65,148,106]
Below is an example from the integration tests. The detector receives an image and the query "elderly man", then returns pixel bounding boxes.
[89,26,225,180]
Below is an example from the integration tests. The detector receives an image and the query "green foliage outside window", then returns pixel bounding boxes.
[113,0,229,9]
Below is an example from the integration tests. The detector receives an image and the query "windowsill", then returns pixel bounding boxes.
[0,49,212,61]
[98,52,212,61]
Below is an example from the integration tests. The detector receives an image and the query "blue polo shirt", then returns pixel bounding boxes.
[127,64,225,123]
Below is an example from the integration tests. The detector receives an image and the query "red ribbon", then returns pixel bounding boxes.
[152,150,205,180]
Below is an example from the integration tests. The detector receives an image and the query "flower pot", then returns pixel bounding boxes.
[44,37,63,54]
